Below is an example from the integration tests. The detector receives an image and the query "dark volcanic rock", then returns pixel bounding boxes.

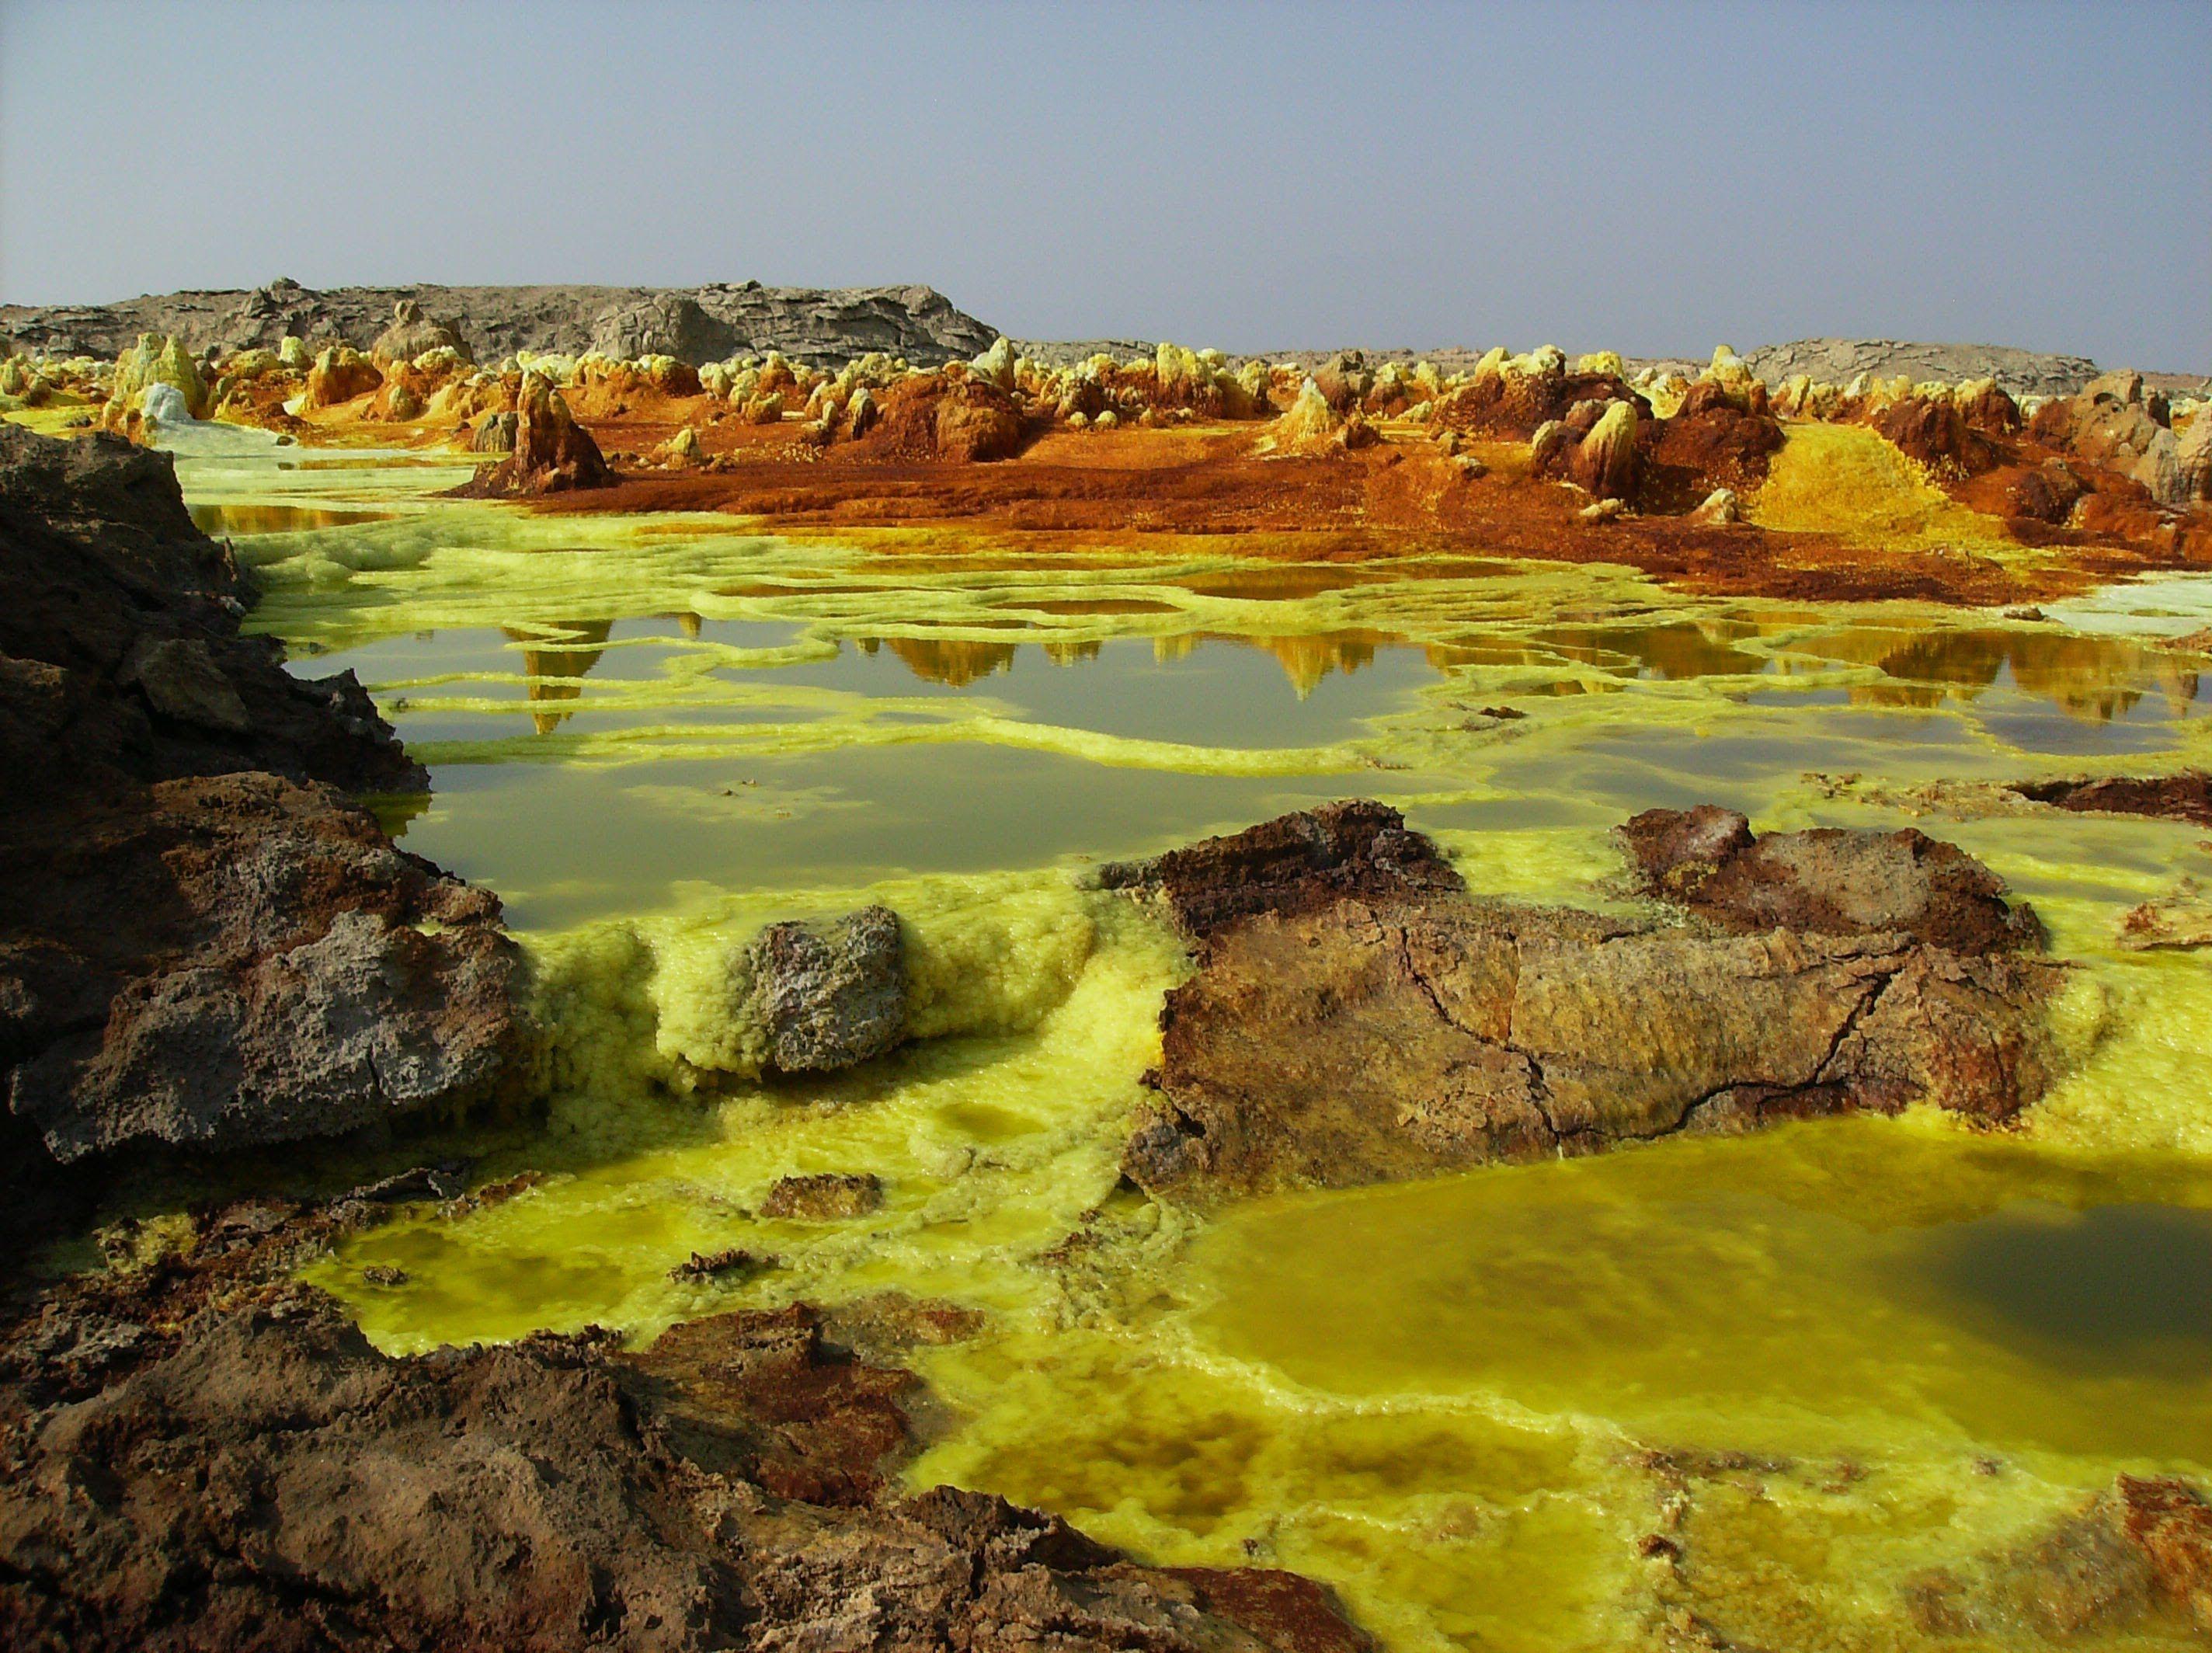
[1118,803,2065,1202]
[741,906,906,1074]
[1098,797,1462,939]
[5,772,525,1161]
[0,422,417,792]
[0,1282,1369,1653]
[0,423,527,1174]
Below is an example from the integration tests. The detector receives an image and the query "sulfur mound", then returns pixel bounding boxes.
[1113,802,2067,1202]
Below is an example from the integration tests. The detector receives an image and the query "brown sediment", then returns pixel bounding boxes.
[522,419,2209,607]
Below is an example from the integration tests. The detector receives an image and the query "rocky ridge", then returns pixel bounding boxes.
[1,280,1000,370]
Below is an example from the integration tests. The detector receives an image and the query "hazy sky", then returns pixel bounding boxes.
[3,0,2207,367]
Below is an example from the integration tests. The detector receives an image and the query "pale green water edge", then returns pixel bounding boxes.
[168,431,2212,1649]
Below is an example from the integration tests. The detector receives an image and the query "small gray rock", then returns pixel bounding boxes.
[740,906,906,1074]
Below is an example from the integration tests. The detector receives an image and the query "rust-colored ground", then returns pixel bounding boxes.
[527,411,2210,607]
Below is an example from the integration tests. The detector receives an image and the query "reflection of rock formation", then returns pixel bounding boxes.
[877,636,1018,687]
[1534,621,1765,680]
[1043,639,1101,667]
[1232,631,1392,698]
[504,619,613,733]
[1814,626,2194,721]
[670,611,702,639]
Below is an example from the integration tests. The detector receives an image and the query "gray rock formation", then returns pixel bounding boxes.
[1736,338,2105,399]
[741,905,907,1074]
[2,277,1000,368]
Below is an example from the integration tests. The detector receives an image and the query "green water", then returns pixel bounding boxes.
[161,433,2212,1650]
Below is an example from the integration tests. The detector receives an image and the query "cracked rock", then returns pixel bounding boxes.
[1115,802,2066,1203]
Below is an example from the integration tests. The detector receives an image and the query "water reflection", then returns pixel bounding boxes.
[1805,625,2201,722]
[504,619,614,733]
[190,502,395,536]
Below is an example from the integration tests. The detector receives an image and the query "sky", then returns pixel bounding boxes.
[2,0,2207,368]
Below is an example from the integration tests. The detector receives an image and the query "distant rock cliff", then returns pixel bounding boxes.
[0,278,1002,367]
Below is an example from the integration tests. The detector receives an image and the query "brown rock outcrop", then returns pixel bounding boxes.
[0,1282,1370,1653]
[761,1172,886,1220]
[461,371,613,495]
[1631,390,1784,513]
[1113,802,2064,1202]
[2029,376,2189,507]
[1906,1475,2212,1639]
[0,424,527,1188]
[1619,802,2047,953]
[2008,770,2212,826]
[5,771,526,1162]
[1869,392,2010,478]
[855,372,1028,463]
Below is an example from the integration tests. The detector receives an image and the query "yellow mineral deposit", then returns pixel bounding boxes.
[55,426,2212,1651]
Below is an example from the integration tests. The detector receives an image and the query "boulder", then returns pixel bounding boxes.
[1113,803,2065,1203]
[1689,487,1740,524]
[1619,804,2047,953]
[6,773,527,1161]
[739,905,906,1074]
[368,298,467,367]
[1309,350,1372,412]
